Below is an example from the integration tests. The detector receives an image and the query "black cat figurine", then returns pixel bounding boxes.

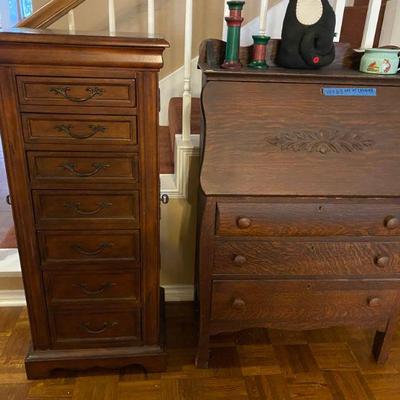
[277,0,336,69]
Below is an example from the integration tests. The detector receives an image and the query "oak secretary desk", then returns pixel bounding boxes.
[196,39,400,367]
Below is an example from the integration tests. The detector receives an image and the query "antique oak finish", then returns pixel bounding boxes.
[196,39,400,368]
[0,29,169,378]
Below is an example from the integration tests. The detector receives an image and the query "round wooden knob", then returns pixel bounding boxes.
[233,255,247,265]
[232,298,246,310]
[384,216,399,230]
[368,297,383,308]
[237,217,252,229]
[374,255,390,268]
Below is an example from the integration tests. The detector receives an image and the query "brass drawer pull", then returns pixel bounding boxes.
[374,255,390,268]
[55,124,107,139]
[64,201,112,216]
[81,321,118,335]
[237,217,252,229]
[384,216,400,230]
[368,297,383,308]
[73,282,116,296]
[71,242,113,257]
[60,162,110,177]
[50,86,104,103]
[232,297,246,310]
[233,255,247,265]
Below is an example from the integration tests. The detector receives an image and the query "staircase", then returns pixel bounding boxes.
[166,1,389,172]
[168,97,201,152]
[341,0,387,48]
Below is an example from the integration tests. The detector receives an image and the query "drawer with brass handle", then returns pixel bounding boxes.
[17,76,136,108]
[214,240,400,276]
[45,270,140,304]
[50,307,141,348]
[33,190,140,229]
[22,114,138,146]
[216,201,400,237]
[211,280,400,330]
[39,231,140,266]
[27,152,139,189]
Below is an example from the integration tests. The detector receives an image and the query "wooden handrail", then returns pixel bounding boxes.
[16,0,86,29]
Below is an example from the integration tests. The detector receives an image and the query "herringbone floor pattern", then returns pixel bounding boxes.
[1,303,400,399]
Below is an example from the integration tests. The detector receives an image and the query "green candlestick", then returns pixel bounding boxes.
[248,35,270,69]
[222,1,245,70]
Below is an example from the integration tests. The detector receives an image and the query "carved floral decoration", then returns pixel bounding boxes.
[267,130,375,154]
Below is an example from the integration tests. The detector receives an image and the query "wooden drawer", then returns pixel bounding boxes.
[22,114,137,146]
[39,231,140,266]
[33,191,140,229]
[216,201,400,237]
[214,240,400,276]
[45,270,140,304]
[17,76,136,108]
[51,307,141,348]
[211,280,400,329]
[28,152,139,188]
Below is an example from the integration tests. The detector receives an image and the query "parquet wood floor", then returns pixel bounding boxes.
[1,303,400,399]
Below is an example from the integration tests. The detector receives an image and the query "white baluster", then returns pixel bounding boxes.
[68,10,76,34]
[148,0,155,35]
[333,0,346,42]
[108,0,116,34]
[361,0,382,49]
[222,1,230,40]
[259,0,269,36]
[0,0,12,28]
[182,0,193,142]
[16,0,22,21]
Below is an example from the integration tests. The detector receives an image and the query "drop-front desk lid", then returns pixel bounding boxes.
[200,68,400,198]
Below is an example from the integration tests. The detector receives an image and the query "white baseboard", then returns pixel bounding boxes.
[160,134,200,198]
[0,248,20,276]
[163,285,195,302]
[0,290,26,307]
[0,285,195,307]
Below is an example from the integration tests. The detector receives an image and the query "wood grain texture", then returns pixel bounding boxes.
[44,269,141,305]
[211,280,400,328]
[22,114,138,146]
[27,152,139,189]
[33,190,140,230]
[17,76,137,108]
[39,230,140,266]
[0,31,168,377]
[197,41,400,369]
[201,81,400,197]
[214,240,400,276]
[2,303,400,399]
[217,200,400,237]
